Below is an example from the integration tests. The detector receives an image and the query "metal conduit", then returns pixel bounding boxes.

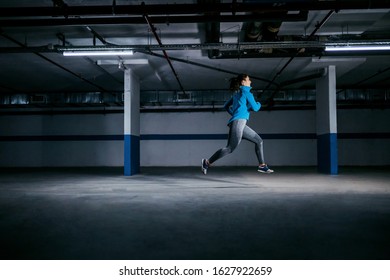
[0,1,388,17]
[261,10,335,106]
[263,10,335,92]
[337,66,390,95]
[2,40,390,55]
[0,13,308,27]
[144,14,186,95]
[140,50,279,87]
[0,33,109,93]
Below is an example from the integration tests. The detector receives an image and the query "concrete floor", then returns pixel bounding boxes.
[0,166,389,260]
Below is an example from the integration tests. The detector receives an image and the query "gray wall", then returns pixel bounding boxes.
[0,109,389,167]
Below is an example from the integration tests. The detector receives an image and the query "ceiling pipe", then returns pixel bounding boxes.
[0,33,109,92]
[337,66,390,94]
[56,32,123,85]
[54,40,390,51]
[279,69,326,88]
[3,40,390,56]
[259,10,335,108]
[85,26,110,46]
[263,10,335,93]
[0,1,389,18]
[52,0,69,18]
[0,12,308,27]
[200,0,222,59]
[139,50,279,87]
[143,14,186,95]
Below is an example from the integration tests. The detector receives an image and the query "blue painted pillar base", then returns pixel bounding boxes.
[317,133,338,175]
[124,134,140,176]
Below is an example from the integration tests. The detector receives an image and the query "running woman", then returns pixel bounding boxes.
[202,74,273,174]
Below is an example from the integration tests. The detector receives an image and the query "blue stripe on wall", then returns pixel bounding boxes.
[317,133,338,175]
[0,135,124,141]
[124,134,140,176]
[338,133,390,139]
[141,133,319,140]
[141,134,227,140]
[0,133,389,141]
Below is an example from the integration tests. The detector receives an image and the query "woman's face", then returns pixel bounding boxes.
[241,76,252,87]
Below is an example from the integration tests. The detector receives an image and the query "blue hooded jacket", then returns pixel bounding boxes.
[224,85,261,124]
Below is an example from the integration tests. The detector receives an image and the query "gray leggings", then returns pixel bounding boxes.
[208,119,265,165]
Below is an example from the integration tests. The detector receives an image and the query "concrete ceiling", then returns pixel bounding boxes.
[0,0,389,95]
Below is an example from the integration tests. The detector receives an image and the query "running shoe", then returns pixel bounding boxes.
[258,164,274,173]
[201,159,209,175]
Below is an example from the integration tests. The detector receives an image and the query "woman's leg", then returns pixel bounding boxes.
[208,119,247,164]
[242,125,265,165]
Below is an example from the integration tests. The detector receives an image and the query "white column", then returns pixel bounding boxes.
[124,69,140,175]
[316,65,338,174]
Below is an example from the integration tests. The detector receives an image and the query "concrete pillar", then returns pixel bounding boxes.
[316,65,338,174]
[124,69,140,176]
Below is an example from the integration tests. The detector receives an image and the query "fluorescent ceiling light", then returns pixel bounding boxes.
[97,59,148,65]
[312,58,366,63]
[63,50,134,56]
[325,45,390,52]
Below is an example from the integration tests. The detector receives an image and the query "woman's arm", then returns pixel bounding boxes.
[246,91,261,112]
[223,97,234,115]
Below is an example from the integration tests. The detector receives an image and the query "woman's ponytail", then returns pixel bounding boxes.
[229,74,248,91]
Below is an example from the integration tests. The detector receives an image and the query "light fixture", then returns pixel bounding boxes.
[96,59,148,65]
[312,57,367,63]
[63,50,134,56]
[325,45,390,52]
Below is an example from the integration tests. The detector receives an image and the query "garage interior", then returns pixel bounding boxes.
[0,0,389,260]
